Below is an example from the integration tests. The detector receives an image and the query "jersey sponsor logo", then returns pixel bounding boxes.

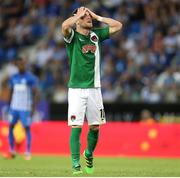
[82,44,96,54]
[90,35,98,42]
[14,84,28,91]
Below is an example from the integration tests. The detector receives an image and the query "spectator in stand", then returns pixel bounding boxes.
[0,0,179,104]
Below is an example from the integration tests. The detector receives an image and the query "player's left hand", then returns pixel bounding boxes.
[76,7,87,19]
[86,8,99,20]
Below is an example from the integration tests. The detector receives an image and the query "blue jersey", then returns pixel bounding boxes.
[9,72,38,112]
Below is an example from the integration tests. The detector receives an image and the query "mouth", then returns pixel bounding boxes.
[87,20,92,24]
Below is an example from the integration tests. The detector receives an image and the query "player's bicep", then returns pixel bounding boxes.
[61,26,71,38]
[63,28,74,44]
[109,26,120,35]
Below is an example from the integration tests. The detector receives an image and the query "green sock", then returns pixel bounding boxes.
[86,128,99,157]
[70,128,82,168]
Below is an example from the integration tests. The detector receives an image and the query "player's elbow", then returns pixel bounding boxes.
[116,21,122,31]
[61,22,71,37]
[110,22,122,34]
[62,22,69,32]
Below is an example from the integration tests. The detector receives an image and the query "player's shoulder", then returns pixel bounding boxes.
[92,27,104,32]
[91,28,103,38]
[25,71,33,76]
[92,26,109,33]
[10,73,19,80]
[27,71,37,79]
[9,73,20,85]
[28,72,39,84]
[92,27,101,31]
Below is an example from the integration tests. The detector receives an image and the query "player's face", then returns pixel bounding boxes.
[17,59,26,73]
[79,11,93,29]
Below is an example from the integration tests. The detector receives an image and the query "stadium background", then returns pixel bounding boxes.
[0,0,180,158]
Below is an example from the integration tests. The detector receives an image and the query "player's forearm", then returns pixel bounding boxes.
[8,88,13,107]
[98,16,122,34]
[32,89,39,113]
[62,7,87,31]
[62,15,81,37]
[88,8,122,34]
[62,16,79,29]
[99,16,122,28]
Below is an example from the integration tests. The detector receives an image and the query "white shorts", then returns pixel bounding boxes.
[68,88,106,126]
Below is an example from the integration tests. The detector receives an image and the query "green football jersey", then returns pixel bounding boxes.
[64,26,109,88]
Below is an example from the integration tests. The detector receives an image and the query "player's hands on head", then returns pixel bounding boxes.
[86,8,99,20]
[76,7,87,19]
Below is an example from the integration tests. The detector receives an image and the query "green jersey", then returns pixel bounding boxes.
[64,26,109,88]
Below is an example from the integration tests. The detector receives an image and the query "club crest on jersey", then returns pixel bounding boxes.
[71,115,76,121]
[90,35,98,42]
[82,44,96,54]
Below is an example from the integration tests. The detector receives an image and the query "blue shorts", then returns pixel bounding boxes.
[9,109,32,127]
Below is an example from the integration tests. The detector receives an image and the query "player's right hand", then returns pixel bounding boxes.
[76,7,87,19]
[87,8,101,21]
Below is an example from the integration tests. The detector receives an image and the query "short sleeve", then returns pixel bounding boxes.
[63,29,75,44]
[93,26,109,42]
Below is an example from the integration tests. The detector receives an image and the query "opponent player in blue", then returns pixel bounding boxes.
[5,57,39,160]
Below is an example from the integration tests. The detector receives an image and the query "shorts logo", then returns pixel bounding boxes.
[71,115,76,121]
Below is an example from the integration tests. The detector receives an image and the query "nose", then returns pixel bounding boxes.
[86,14,92,20]
[85,12,91,18]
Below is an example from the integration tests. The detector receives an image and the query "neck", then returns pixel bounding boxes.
[76,27,90,36]
[19,70,25,74]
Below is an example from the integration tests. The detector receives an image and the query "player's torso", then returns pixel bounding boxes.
[66,30,101,88]
[10,72,33,111]
[12,73,32,91]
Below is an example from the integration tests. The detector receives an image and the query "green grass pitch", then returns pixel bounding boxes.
[0,155,180,176]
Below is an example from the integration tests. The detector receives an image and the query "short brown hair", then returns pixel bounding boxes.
[72,8,78,16]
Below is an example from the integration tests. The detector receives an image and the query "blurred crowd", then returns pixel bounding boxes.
[0,0,180,103]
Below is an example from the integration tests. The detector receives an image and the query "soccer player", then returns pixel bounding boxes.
[4,57,39,160]
[62,7,122,174]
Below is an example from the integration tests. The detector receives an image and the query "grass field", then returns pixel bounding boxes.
[0,155,180,177]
